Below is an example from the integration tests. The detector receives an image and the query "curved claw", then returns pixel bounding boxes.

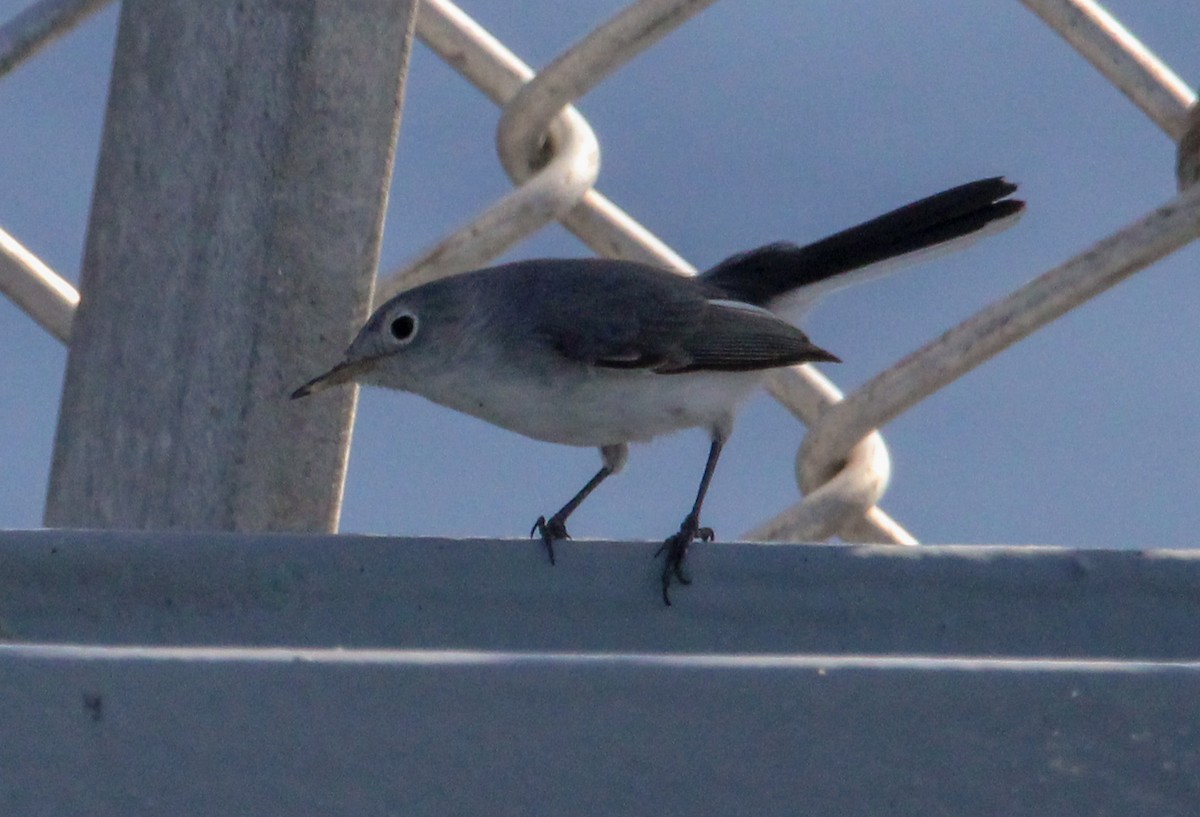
[658,514,712,606]
[530,515,570,566]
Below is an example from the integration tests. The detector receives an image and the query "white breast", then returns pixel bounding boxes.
[410,364,766,448]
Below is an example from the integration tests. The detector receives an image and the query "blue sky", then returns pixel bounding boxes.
[1,0,1198,549]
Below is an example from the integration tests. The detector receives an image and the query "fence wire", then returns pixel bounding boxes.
[1,0,1197,544]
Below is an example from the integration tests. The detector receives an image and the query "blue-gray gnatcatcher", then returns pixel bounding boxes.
[293,177,1023,604]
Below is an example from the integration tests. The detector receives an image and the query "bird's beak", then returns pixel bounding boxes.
[290,358,375,399]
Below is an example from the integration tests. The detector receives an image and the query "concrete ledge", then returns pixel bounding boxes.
[2,531,1198,815]
[2,644,1198,816]
[1,530,1198,656]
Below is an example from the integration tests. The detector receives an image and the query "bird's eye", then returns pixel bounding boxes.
[389,313,417,343]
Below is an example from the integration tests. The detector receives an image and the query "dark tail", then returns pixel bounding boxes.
[699,177,1024,307]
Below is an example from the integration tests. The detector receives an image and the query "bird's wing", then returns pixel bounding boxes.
[529,261,706,371]
[653,299,839,374]
[527,261,838,374]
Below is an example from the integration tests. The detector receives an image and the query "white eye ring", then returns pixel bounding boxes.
[388,311,418,344]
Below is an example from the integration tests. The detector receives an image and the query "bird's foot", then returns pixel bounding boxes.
[530,515,570,565]
[655,512,714,606]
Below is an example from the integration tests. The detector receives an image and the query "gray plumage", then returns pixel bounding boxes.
[292,177,1024,604]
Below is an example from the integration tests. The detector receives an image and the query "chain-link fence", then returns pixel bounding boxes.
[1,0,1197,542]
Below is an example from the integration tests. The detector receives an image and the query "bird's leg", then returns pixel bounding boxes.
[531,444,626,565]
[531,467,611,565]
[658,434,726,606]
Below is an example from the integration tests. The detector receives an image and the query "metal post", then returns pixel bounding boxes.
[43,0,419,531]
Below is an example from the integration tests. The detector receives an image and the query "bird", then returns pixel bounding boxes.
[292,177,1023,604]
